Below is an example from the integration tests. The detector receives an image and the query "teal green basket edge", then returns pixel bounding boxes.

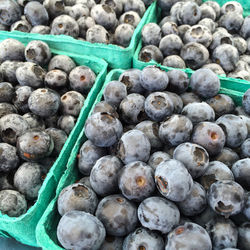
[0,1,157,69]
[0,41,108,247]
[35,69,123,250]
[133,1,250,94]
[35,67,244,250]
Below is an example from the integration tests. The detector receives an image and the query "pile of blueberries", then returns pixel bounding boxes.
[0,38,97,217]
[0,0,153,48]
[56,66,250,249]
[139,0,250,80]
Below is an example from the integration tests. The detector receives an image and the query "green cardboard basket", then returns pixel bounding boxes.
[35,66,245,249]
[133,1,250,94]
[0,39,108,247]
[0,1,157,69]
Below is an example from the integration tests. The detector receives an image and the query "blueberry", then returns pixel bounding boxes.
[48,55,76,74]
[0,190,27,217]
[30,25,51,34]
[163,55,186,69]
[119,93,146,124]
[91,4,117,31]
[0,114,30,145]
[12,86,32,114]
[25,40,51,66]
[178,1,201,25]
[155,159,193,202]
[123,0,145,17]
[221,1,243,15]
[96,194,138,236]
[57,210,106,250]
[57,183,98,216]
[57,115,76,135]
[177,181,207,216]
[10,20,32,33]
[0,39,25,63]
[118,161,155,202]
[180,42,209,70]
[166,70,189,94]
[200,161,234,190]
[119,69,144,94]
[119,11,141,28]
[240,16,250,39]
[164,91,183,114]
[43,0,65,18]
[117,129,151,164]
[139,45,163,63]
[92,101,119,118]
[173,142,209,179]
[160,16,177,27]
[159,115,193,147]
[14,162,44,200]
[166,222,212,250]
[51,15,79,38]
[178,24,191,39]
[201,1,220,19]
[68,4,89,20]
[16,62,46,89]
[141,66,169,91]
[159,34,183,57]
[28,88,60,118]
[138,196,180,234]
[219,13,244,34]
[78,139,107,175]
[0,60,23,84]
[192,206,217,228]
[135,120,162,149]
[200,4,216,21]
[182,102,215,124]
[161,21,178,36]
[44,70,67,90]
[158,0,179,12]
[243,192,250,220]
[0,82,14,103]
[238,222,250,250]
[208,180,245,217]
[85,112,123,147]
[216,114,248,148]
[123,227,164,250]
[100,236,123,250]
[141,23,162,46]
[24,1,48,26]
[190,68,220,99]
[206,217,238,250]
[103,81,127,108]
[232,158,250,190]
[210,30,233,50]
[45,128,67,156]
[0,172,14,191]
[23,113,45,130]
[147,151,171,170]
[0,143,19,172]
[192,122,225,156]
[180,92,201,106]
[233,36,247,55]
[0,0,22,26]
[243,89,250,115]
[213,44,239,72]
[101,0,123,16]
[0,103,17,119]
[144,92,174,122]
[90,155,123,196]
[76,0,95,8]
[17,129,54,162]
[184,25,212,48]
[213,147,239,168]
[241,138,250,157]
[86,24,110,44]
[198,18,217,33]
[77,16,95,39]
[114,24,134,47]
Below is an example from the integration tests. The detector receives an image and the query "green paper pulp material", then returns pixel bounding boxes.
[133,1,250,92]
[36,67,244,250]
[0,40,108,247]
[202,0,250,17]
[35,69,123,250]
[0,1,157,69]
